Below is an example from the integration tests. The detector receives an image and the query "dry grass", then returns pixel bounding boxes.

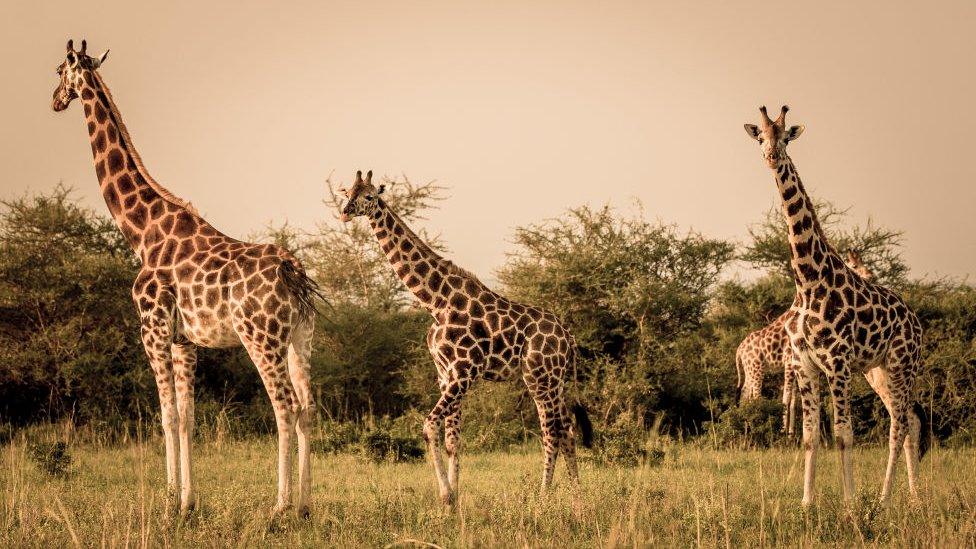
[2,436,974,547]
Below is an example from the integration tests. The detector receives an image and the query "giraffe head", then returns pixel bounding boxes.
[338,170,385,222]
[744,105,805,168]
[52,39,109,112]
[845,250,875,281]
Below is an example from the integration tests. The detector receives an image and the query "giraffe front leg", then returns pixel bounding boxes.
[445,409,462,495]
[173,343,198,515]
[795,361,821,506]
[423,374,472,507]
[828,370,855,503]
[135,288,180,515]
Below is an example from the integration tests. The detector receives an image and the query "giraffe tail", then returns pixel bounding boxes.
[913,402,932,461]
[279,259,326,321]
[567,337,594,449]
[571,404,594,449]
[734,353,745,404]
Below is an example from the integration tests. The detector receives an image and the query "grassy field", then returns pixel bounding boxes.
[2,436,975,548]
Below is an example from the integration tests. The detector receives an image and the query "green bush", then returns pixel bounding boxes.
[710,399,786,449]
[589,413,667,467]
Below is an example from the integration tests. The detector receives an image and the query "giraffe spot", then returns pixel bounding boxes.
[127,204,148,229]
[450,293,468,310]
[172,212,197,238]
[787,199,803,217]
[95,160,106,181]
[87,121,96,135]
[116,174,135,195]
[84,103,92,117]
[93,131,107,153]
[106,149,124,174]
[93,102,107,123]
[159,215,175,234]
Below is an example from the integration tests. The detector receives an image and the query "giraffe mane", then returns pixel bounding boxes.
[91,71,201,217]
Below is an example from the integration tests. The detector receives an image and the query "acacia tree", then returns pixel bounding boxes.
[496,203,736,426]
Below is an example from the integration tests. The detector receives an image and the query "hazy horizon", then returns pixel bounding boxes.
[2,1,974,282]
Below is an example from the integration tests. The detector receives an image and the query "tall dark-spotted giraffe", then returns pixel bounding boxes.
[736,253,877,436]
[51,40,321,517]
[744,106,926,506]
[338,171,593,506]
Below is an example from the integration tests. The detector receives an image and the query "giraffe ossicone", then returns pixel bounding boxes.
[52,39,322,517]
[745,105,927,506]
[339,170,593,506]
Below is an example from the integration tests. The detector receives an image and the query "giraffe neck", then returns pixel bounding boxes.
[772,155,839,288]
[369,200,473,310]
[78,70,200,257]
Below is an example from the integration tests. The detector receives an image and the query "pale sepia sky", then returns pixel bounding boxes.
[2,1,974,281]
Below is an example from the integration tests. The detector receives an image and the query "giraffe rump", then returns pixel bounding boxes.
[278,260,324,321]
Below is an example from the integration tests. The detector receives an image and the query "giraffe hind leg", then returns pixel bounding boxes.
[865,363,920,502]
[238,321,299,515]
[173,342,198,515]
[287,317,315,518]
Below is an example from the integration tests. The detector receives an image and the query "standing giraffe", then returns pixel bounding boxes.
[51,40,320,516]
[744,106,926,505]
[736,254,877,436]
[338,171,593,506]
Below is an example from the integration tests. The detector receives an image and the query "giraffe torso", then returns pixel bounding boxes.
[787,268,922,374]
[736,311,793,399]
[426,290,574,385]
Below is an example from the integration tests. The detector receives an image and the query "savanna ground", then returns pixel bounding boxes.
[3,432,975,548]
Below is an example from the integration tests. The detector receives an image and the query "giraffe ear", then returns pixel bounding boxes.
[744,124,761,140]
[92,50,110,69]
[785,125,804,142]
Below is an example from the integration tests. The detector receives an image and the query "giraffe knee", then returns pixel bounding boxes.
[422,419,439,444]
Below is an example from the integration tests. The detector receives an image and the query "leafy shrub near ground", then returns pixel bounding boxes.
[27,440,72,476]
[709,399,786,449]
[311,418,424,463]
[589,413,667,467]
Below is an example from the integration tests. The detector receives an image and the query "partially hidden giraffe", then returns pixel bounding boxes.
[51,40,321,516]
[338,171,593,506]
[744,106,927,505]
[736,253,877,437]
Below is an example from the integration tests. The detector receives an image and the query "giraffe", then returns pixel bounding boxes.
[736,254,877,436]
[846,250,875,282]
[338,171,593,506]
[744,105,926,505]
[51,40,321,517]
